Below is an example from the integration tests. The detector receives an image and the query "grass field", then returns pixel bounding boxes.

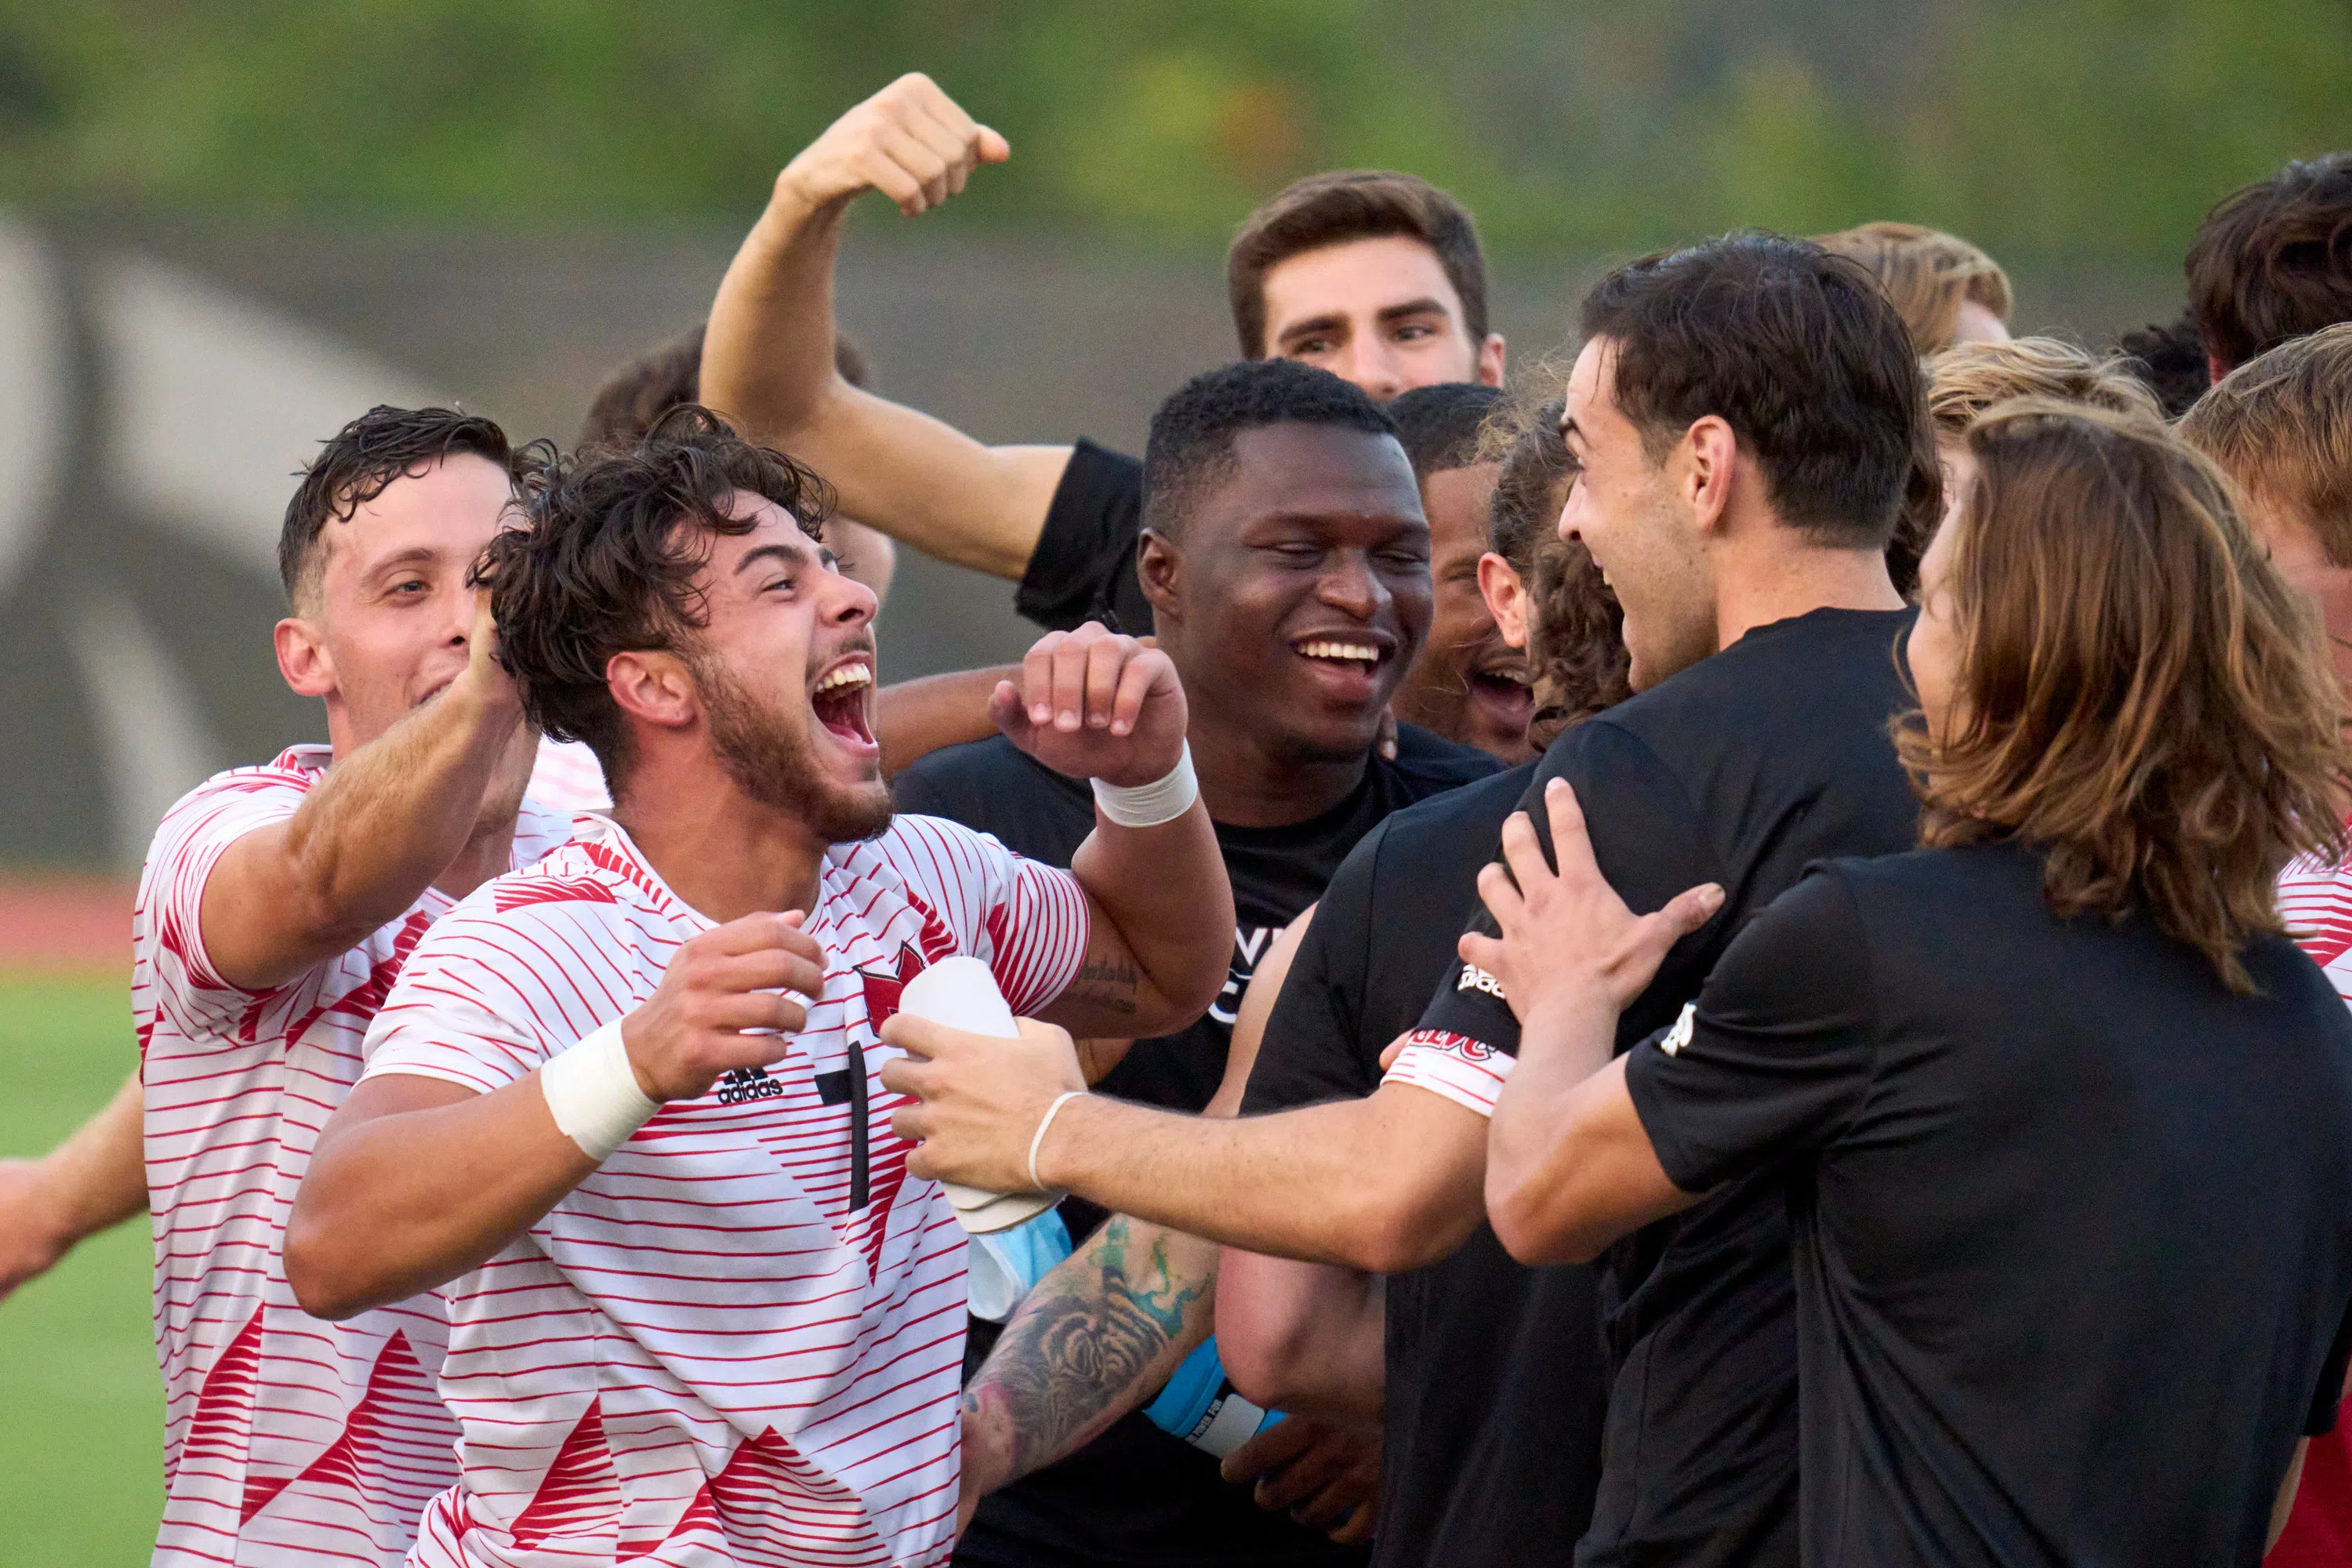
[0,977,162,1564]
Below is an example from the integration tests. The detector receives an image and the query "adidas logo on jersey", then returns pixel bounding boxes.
[1457,964,1507,1000]
[717,1065,786,1105]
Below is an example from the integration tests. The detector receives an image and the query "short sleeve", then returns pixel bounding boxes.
[1014,440,1153,636]
[134,765,311,1026]
[2308,1300,2352,1436]
[877,815,1091,1018]
[1625,868,1878,1193]
[361,909,574,1095]
[1415,720,1719,1057]
[1243,828,1385,1115]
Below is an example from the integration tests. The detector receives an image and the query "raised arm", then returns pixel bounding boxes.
[0,1068,148,1301]
[700,73,1069,581]
[205,596,527,990]
[286,912,824,1319]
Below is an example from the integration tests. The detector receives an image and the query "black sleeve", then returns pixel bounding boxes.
[1624,868,1878,1193]
[1014,440,1153,636]
[1241,822,1388,1115]
[1415,720,1720,1056]
[887,757,954,819]
[2308,1298,2352,1436]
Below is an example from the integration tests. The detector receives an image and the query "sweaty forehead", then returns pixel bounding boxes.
[1193,423,1425,536]
[317,452,514,590]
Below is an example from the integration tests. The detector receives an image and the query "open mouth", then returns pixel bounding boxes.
[810,658,877,750]
[1293,637,1392,674]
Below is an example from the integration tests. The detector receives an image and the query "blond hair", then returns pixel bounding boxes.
[2178,323,2352,567]
[1816,220,2013,356]
[1926,337,2163,438]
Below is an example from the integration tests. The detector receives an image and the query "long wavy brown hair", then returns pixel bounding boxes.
[1900,400,2351,992]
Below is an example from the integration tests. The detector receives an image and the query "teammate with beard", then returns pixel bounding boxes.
[892,358,1494,1568]
[885,234,1930,1567]
[284,408,1234,1568]
[132,407,575,1566]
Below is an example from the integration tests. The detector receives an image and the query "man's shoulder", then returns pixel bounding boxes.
[1381,724,1503,800]
[1382,758,1537,841]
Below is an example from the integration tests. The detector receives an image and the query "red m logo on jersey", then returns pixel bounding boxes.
[856,944,926,1028]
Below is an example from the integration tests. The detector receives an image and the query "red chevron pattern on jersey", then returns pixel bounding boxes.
[136,745,576,1567]
[2281,837,2352,987]
[368,811,1087,1567]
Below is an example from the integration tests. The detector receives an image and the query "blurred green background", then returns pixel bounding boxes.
[1,0,2347,274]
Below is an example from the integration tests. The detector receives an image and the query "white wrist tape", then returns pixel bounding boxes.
[539,1021,660,1163]
[1091,742,1199,829]
[1028,1090,1088,1192]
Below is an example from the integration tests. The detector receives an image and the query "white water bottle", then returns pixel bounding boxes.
[895,956,1067,1235]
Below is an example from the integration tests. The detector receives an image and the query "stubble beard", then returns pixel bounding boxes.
[696,655,894,846]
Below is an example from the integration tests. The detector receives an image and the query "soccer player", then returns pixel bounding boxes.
[2180,324,2352,1563]
[133,405,576,1566]
[282,407,1235,1568]
[2187,151,2352,383]
[698,75,1504,648]
[895,358,1493,1567]
[884,234,1930,1567]
[1479,402,2352,1566]
[1384,381,1535,763]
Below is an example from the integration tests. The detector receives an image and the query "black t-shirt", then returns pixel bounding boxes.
[1628,840,2352,1567]
[1014,438,1156,635]
[892,724,1494,1568]
[1412,606,1922,1568]
[1243,762,1613,1568]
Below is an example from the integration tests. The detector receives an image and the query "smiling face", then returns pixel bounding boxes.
[281,452,520,750]
[1389,460,1533,760]
[1555,337,1716,691]
[1261,236,1500,400]
[1149,422,1433,765]
[679,495,891,843]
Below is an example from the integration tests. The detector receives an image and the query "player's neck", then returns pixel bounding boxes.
[1713,534,1903,652]
[610,757,829,924]
[1187,719,1370,830]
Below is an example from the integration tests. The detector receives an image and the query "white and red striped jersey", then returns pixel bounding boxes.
[136,743,576,1567]
[360,811,1091,1568]
[527,736,612,814]
[2281,837,2352,1007]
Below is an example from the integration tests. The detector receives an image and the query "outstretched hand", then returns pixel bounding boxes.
[1459,778,1723,1028]
[881,1014,1085,1192]
[992,622,1189,788]
[777,71,1011,218]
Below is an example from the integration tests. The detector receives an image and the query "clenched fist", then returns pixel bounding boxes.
[619,912,827,1102]
[777,72,1010,219]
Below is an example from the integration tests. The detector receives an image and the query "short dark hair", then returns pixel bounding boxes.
[477,405,832,789]
[1141,360,1398,538]
[2186,152,2352,373]
[575,323,876,450]
[279,405,526,607]
[2114,311,2214,418]
[1581,232,1928,550]
[1388,382,1503,480]
[1227,171,1490,359]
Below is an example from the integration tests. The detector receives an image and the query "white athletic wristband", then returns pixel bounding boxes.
[539,1021,660,1163]
[1028,1090,1088,1192]
[1091,742,1198,829]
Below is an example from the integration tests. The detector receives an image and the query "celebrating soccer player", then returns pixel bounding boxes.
[283,408,1234,1566]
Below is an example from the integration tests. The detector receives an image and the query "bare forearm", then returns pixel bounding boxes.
[286,1074,593,1320]
[962,1214,1220,1490]
[702,183,846,446]
[875,666,1016,778]
[1060,804,1233,1037]
[1217,1249,1384,1425]
[44,1069,149,1236]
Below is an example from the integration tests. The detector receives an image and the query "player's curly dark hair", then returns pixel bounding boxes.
[2186,152,2352,373]
[278,405,535,607]
[474,404,833,789]
[1142,360,1398,539]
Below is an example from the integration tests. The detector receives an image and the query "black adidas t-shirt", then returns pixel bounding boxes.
[1242,762,1613,1568]
[893,724,1494,1568]
[1014,439,1156,635]
[1413,606,1921,1568]
[1629,841,2352,1566]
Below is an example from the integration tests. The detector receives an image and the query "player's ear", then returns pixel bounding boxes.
[275,617,336,699]
[608,649,699,731]
[1477,552,1529,650]
[1137,528,1182,623]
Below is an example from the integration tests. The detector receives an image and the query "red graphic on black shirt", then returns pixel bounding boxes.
[857,943,927,1028]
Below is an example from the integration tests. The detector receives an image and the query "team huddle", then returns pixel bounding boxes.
[11,70,2352,1568]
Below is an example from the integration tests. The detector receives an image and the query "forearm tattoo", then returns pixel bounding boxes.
[964,1215,1210,1480]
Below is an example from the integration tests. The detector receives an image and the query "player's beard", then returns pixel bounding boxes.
[695,652,893,845]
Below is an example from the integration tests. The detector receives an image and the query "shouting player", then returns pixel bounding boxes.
[284,408,1234,1566]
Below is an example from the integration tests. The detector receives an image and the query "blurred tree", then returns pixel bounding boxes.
[0,0,2344,271]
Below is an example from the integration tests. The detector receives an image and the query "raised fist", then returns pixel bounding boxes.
[619,912,828,1102]
[778,72,1011,218]
[993,622,1189,789]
